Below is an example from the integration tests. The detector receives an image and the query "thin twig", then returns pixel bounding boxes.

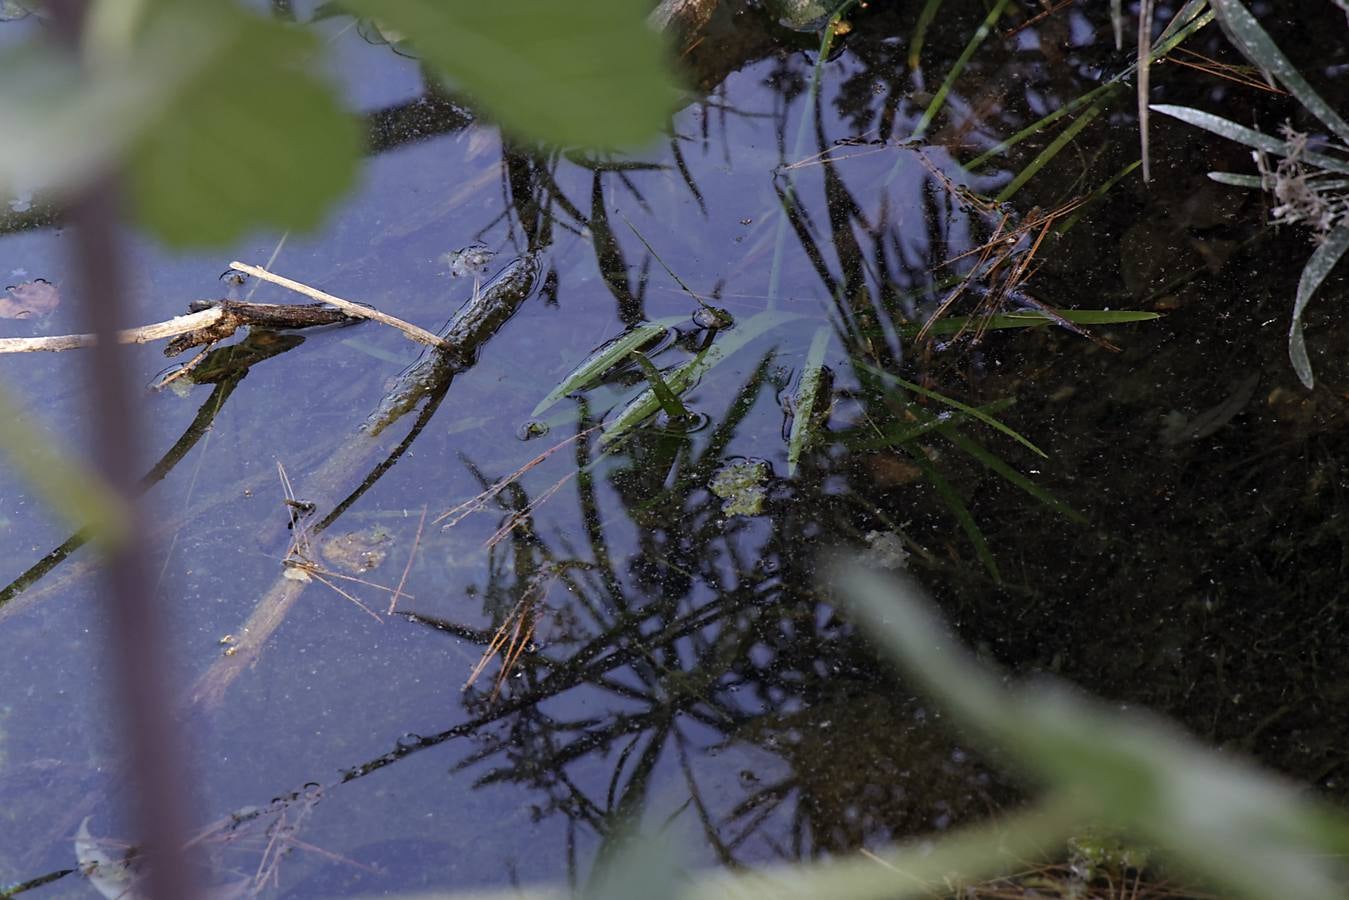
[229,260,449,350]
[0,307,224,353]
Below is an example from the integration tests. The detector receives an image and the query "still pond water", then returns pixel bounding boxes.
[1,2,1347,896]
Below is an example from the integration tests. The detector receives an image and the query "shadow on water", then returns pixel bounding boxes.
[0,1,1347,896]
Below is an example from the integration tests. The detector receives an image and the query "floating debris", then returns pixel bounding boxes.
[710,458,771,517]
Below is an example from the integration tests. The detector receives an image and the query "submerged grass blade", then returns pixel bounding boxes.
[845,398,1016,451]
[600,310,805,446]
[903,444,1000,583]
[1055,159,1143,233]
[907,0,946,70]
[856,360,1046,458]
[995,100,1106,202]
[630,349,692,420]
[1289,223,1349,389]
[531,317,681,417]
[1210,0,1349,144]
[787,326,832,476]
[938,426,1085,523]
[910,0,1011,142]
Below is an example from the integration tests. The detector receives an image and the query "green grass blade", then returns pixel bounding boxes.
[630,349,692,420]
[855,360,1046,458]
[844,398,1016,451]
[965,83,1120,172]
[531,318,680,417]
[938,426,1085,523]
[907,0,946,69]
[786,326,832,476]
[600,311,805,446]
[902,445,1000,583]
[911,309,1160,337]
[909,0,1011,142]
[1289,223,1349,389]
[1207,171,1265,188]
[995,101,1105,203]
[1210,0,1349,144]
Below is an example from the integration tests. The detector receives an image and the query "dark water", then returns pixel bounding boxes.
[0,2,1347,896]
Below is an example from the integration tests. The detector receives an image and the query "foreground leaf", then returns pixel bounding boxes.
[0,4,361,247]
[838,568,1349,900]
[342,0,680,148]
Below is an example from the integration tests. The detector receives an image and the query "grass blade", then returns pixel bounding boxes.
[1207,171,1265,188]
[786,326,832,476]
[1150,105,1349,174]
[911,309,1160,336]
[907,0,946,70]
[1209,0,1349,144]
[938,426,1085,523]
[855,360,1046,458]
[600,310,804,446]
[1289,223,1349,389]
[995,100,1105,202]
[902,444,1000,583]
[909,0,1012,142]
[630,349,692,420]
[531,318,679,417]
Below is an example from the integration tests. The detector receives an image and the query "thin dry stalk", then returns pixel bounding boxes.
[434,426,599,529]
[228,260,449,350]
[464,570,557,698]
[387,505,427,614]
[483,470,578,549]
[0,306,224,354]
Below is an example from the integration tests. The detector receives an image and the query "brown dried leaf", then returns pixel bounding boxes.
[0,279,60,319]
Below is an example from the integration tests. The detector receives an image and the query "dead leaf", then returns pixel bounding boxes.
[0,279,59,319]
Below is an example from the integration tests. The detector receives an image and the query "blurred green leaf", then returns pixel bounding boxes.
[531,318,678,417]
[0,385,128,549]
[838,567,1349,900]
[128,4,361,246]
[341,0,680,148]
[0,2,361,246]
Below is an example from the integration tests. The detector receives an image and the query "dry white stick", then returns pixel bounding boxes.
[0,307,224,354]
[229,260,449,350]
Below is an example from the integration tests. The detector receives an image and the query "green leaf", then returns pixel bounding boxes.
[1209,0,1349,145]
[0,385,129,549]
[1289,223,1349,389]
[904,309,1159,337]
[786,326,831,476]
[854,360,1047,458]
[600,311,804,446]
[531,319,677,417]
[837,568,1349,900]
[128,5,360,246]
[0,3,361,247]
[341,0,680,148]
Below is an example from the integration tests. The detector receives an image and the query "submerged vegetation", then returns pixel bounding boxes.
[0,1,1346,898]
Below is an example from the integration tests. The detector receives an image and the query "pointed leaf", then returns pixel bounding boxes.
[1151,105,1349,174]
[1289,223,1349,389]
[1210,0,1349,144]
[341,0,679,148]
[531,319,676,417]
[786,326,831,476]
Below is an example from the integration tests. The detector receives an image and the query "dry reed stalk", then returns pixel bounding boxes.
[228,260,449,350]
